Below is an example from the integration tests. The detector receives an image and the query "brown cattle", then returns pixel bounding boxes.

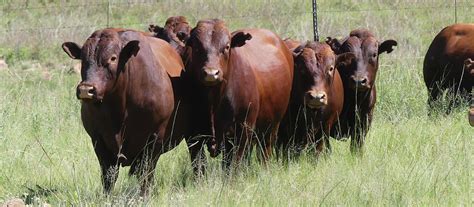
[62,29,184,195]
[423,24,474,114]
[277,41,344,158]
[183,19,293,168]
[146,36,209,175]
[149,16,191,57]
[326,29,397,154]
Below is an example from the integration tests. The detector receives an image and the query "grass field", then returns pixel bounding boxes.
[0,0,473,206]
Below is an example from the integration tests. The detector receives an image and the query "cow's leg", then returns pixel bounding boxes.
[445,85,459,114]
[233,121,253,168]
[136,132,164,197]
[427,86,441,116]
[314,135,324,157]
[324,123,332,154]
[186,137,207,177]
[275,129,290,163]
[350,116,369,155]
[315,132,331,157]
[256,123,279,165]
[276,113,296,162]
[295,116,311,158]
[314,127,331,158]
[222,136,234,172]
[350,130,364,155]
[129,152,143,177]
[92,138,119,194]
[138,154,159,197]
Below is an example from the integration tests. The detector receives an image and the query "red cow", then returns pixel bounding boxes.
[149,16,192,57]
[326,29,397,154]
[423,23,474,114]
[62,29,183,195]
[278,41,344,158]
[184,19,293,168]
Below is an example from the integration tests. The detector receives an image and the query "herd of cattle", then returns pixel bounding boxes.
[61,16,473,195]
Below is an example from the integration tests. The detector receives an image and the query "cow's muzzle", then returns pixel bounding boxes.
[76,84,97,100]
[351,76,371,91]
[202,68,221,86]
[306,91,328,109]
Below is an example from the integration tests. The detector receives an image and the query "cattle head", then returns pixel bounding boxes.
[149,16,191,47]
[327,29,397,92]
[464,58,474,77]
[186,19,252,86]
[292,42,337,109]
[62,29,139,102]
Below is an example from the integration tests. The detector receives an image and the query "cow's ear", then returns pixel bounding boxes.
[149,25,165,36]
[62,42,81,59]
[118,40,140,71]
[292,45,304,57]
[231,32,252,48]
[148,24,155,32]
[336,52,356,68]
[326,37,342,54]
[379,39,397,54]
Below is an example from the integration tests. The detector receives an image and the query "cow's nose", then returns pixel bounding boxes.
[202,68,221,84]
[306,91,328,108]
[76,84,96,100]
[352,76,370,90]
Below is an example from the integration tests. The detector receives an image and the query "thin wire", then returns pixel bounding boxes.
[2,2,472,12]
[0,25,107,32]
[1,3,107,12]
[0,1,164,12]
[319,4,473,13]
[0,4,473,33]
[0,11,312,32]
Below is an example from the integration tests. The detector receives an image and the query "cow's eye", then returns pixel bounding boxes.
[372,53,377,58]
[329,66,335,72]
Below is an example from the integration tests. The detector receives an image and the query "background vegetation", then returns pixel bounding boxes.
[0,0,472,206]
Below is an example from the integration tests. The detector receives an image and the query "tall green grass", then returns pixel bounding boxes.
[0,0,472,206]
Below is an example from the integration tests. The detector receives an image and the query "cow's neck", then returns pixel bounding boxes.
[101,76,128,134]
[343,85,374,114]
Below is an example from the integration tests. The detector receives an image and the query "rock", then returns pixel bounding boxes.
[1,198,25,207]
[42,69,52,81]
[0,59,8,71]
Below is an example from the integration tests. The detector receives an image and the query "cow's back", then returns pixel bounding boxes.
[229,29,293,124]
[284,38,301,51]
[423,23,474,89]
[147,37,184,77]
